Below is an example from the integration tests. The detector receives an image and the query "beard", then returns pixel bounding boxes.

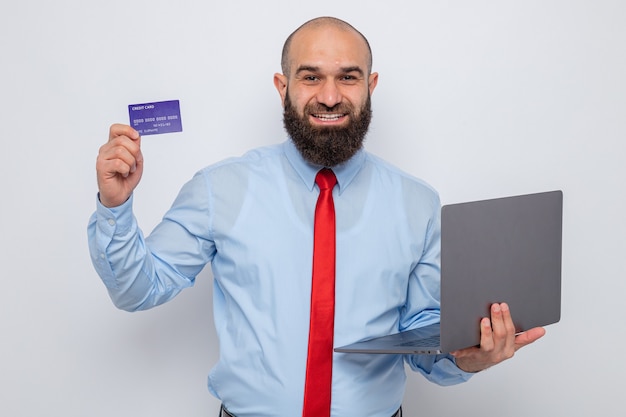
[282,92,372,167]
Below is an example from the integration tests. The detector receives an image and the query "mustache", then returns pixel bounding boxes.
[305,102,354,115]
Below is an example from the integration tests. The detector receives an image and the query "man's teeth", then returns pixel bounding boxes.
[314,113,344,121]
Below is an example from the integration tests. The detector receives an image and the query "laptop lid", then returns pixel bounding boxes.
[440,190,562,352]
[335,190,563,354]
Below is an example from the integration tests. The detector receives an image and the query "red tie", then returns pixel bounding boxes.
[302,169,337,417]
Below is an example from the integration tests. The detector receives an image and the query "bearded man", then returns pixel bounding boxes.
[88,16,543,417]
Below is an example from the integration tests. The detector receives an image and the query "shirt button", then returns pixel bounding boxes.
[107,219,115,226]
[100,253,105,259]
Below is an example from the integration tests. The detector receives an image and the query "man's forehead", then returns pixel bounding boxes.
[287,25,370,72]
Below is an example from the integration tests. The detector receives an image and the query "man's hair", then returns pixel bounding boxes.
[280,17,373,77]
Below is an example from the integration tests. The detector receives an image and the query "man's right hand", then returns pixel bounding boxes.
[96,124,143,208]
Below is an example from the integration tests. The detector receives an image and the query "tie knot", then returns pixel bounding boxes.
[315,169,337,190]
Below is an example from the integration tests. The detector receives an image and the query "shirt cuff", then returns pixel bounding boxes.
[95,193,135,236]
[450,355,478,378]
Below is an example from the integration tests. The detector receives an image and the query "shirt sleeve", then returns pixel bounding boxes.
[398,190,475,385]
[87,172,215,312]
[405,353,474,386]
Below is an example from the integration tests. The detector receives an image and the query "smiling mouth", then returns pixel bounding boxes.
[312,113,348,122]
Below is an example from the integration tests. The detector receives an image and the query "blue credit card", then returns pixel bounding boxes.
[128,100,183,135]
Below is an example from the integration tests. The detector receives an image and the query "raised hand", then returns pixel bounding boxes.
[96,124,143,208]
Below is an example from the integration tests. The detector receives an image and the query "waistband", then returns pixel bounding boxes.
[220,404,402,417]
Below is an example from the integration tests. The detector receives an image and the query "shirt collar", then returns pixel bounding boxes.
[283,139,366,195]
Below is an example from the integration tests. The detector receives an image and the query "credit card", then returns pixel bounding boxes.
[128,100,183,135]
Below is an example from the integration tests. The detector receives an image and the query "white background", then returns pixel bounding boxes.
[1,1,624,416]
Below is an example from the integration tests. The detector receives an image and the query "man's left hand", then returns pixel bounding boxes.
[451,303,546,373]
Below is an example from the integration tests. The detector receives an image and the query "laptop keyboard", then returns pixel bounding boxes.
[395,336,440,348]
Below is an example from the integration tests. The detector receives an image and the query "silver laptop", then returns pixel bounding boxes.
[335,190,563,354]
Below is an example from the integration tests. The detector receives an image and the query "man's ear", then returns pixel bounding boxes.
[368,72,379,96]
[273,73,288,107]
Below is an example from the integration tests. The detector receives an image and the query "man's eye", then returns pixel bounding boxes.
[304,75,319,81]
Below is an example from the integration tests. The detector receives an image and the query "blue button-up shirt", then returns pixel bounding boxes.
[88,140,472,417]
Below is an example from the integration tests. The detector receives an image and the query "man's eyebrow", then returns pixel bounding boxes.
[340,66,365,76]
[295,65,320,75]
[294,65,366,76]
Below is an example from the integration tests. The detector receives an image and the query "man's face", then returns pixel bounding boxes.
[274,25,379,166]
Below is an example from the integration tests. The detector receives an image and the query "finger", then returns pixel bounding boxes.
[98,139,141,177]
[488,303,508,348]
[499,303,517,350]
[514,327,546,351]
[500,303,515,339]
[101,138,139,165]
[491,303,513,333]
[500,303,516,332]
[99,150,135,178]
[109,123,140,142]
[491,303,515,337]
[490,303,504,328]
[478,316,494,352]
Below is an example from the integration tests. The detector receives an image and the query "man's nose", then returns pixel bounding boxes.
[316,80,343,108]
